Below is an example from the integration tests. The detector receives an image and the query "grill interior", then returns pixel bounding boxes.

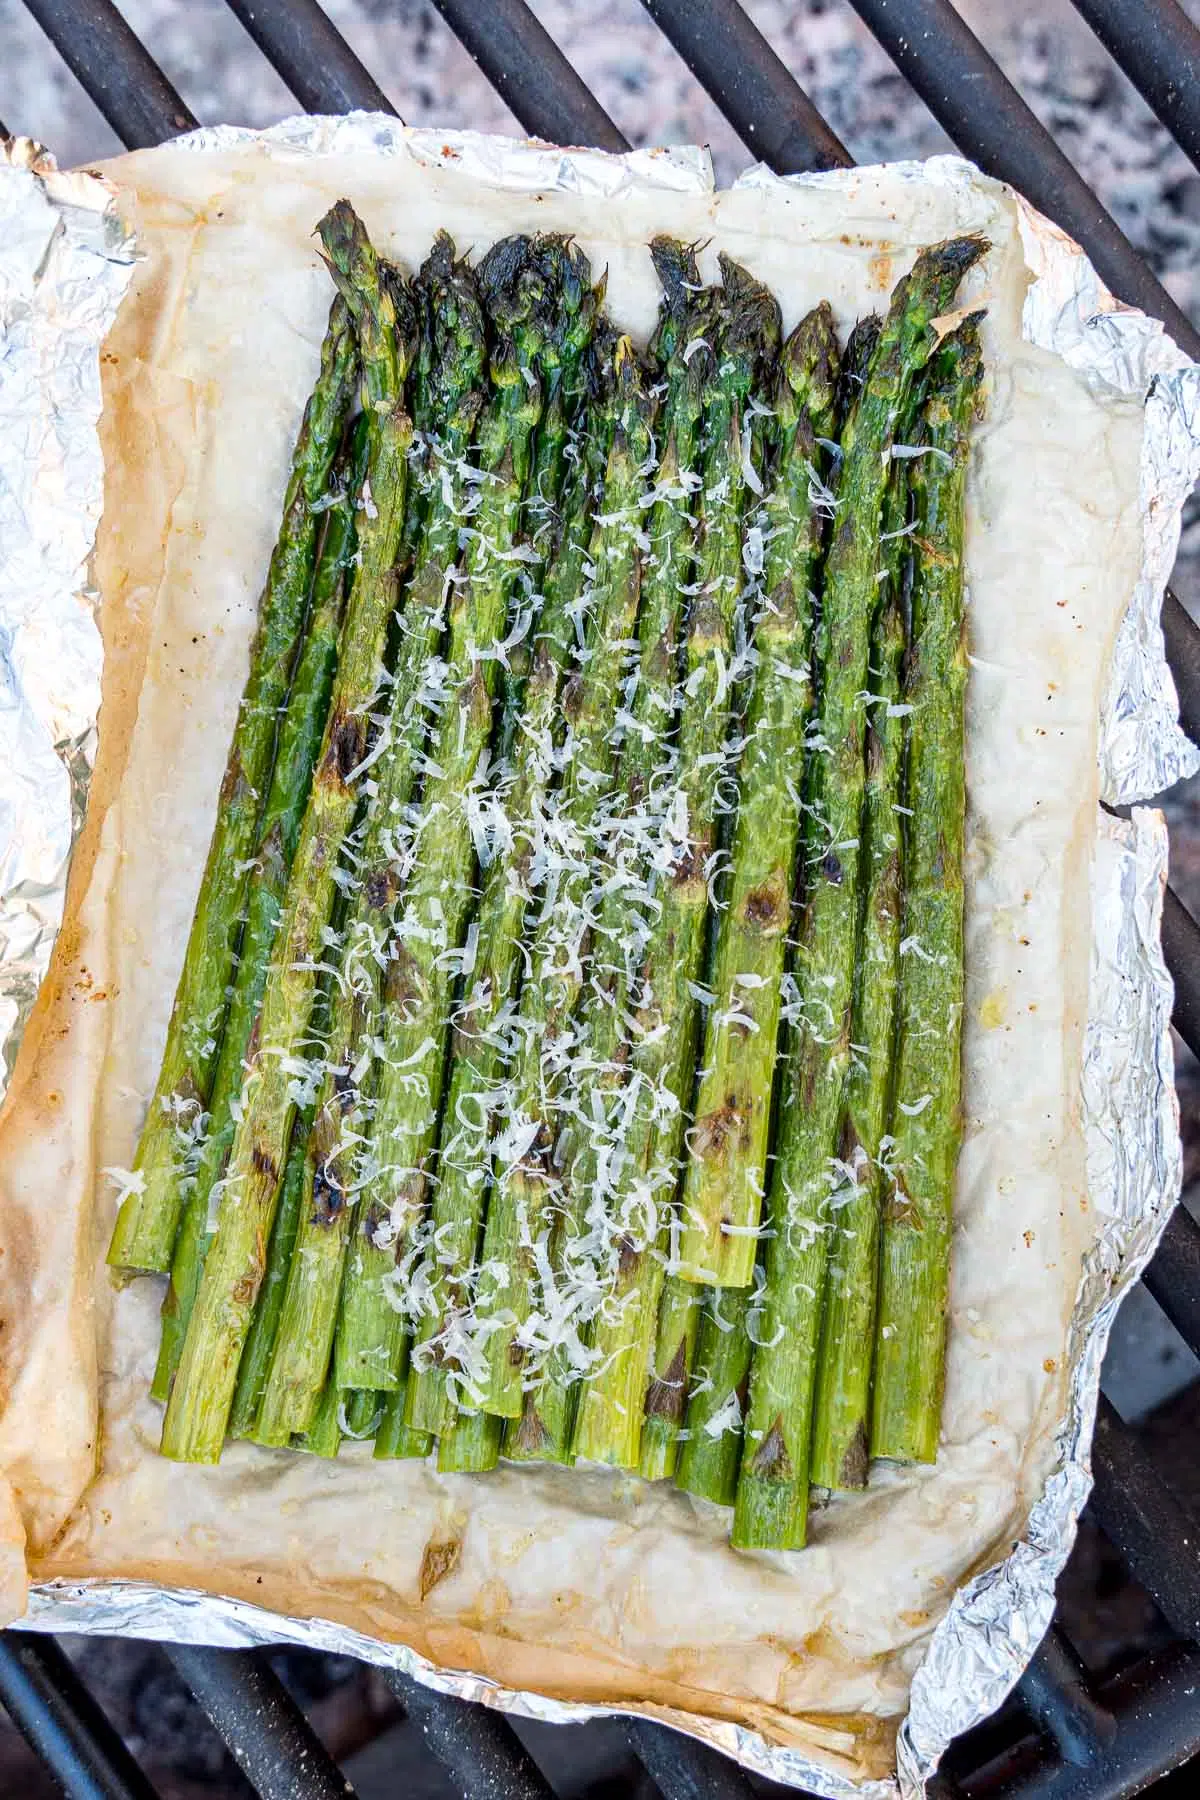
[4,4,1200,1797]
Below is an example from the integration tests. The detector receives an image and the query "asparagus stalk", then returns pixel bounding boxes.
[438,1408,503,1474]
[252,237,490,1442]
[150,413,368,1404]
[487,356,597,770]
[731,239,987,1551]
[228,961,335,1439]
[108,296,358,1274]
[676,1281,757,1505]
[674,304,839,1290]
[870,318,982,1464]
[498,336,647,1466]
[404,332,608,1438]
[332,238,594,1396]
[374,1332,434,1459]
[561,259,779,1468]
[808,464,910,1490]
[342,1389,384,1440]
[292,1378,342,1458]
[564,247,719,1466]
[471,334,658,1430]
[160,202,419,1462]
[392,252,443,573]
[375,1397,434,1459]
[227,1120,309,1438]
[639,1275,704,1480]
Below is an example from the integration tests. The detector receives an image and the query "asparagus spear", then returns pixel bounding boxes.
[160,202,419,1463]
[471,333,658,1429]
[150,413,368,1405]
[292,1377,342,1458]
[373,1331,434,1459]
[563,247,721,1466]
[871,318,982,1465]
[499,332,653,1467]
[676,1281,758,1505]
[639,1275,704,1480]
[486,348,601,772]
[375,1396,434,1459]
[332,238,594,1396]
[731,239,987,1551]
[108,296,358,1274]
[227,1118,310,1438]
[560,259,779,1468]
[674,304,839,1290]
[392,252,444,573]
[835,314,882,431]
[438,1408,503,1474]
[227,965,335,1439]
[808,465,910,1490]
[404,331,608,1438]
[251,237,490,1442]
[340,1389,383,1440]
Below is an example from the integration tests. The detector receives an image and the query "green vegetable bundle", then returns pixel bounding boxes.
[109,200,985,1547]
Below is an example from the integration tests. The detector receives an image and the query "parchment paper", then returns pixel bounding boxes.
[0,129,1180,1790]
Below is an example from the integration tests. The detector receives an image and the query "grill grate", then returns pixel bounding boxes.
[4,3,1200,1796]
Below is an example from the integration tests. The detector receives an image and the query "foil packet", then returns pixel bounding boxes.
[2,118,1199,1798]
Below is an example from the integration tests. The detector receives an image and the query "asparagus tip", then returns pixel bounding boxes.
[648,237,709,375]
[898,234,990,328]
[420,232,488,418]
[530,232,593,313]
[836,312,883,426]
[928,232,991,282]
[649,235,702,313]
[779,299,840,420]
[716,251,783,372]
[421,228,457,281]
[530,234,602,373]
[477,232,592,375]
[316,198,370,282]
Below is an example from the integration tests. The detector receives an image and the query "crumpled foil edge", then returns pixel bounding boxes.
[2,122,1193,1799]
[0,138,135,1093]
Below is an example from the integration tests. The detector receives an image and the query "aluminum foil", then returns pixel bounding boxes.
[3,119,1198,1797]
[0,138,135,1093]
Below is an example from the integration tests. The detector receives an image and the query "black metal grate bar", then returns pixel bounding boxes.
[383,1667,557,1800]
[625,1717,760,1800]
[1142,1204,1200,1363]
[0,1631,159,1800]
[1162,886,1200,1061]
[164,1644,354,1800]
[1068,0,1200,178]
[222,0,394,120]
[639,0,850,174]
[1161,591,1200,748]
[844,0,1200,363]
[1015,1629,1117,1771]
[427,0,630,154]
[20,0,196,150]
[1088,1397,1200,1645]
[955,1644,1200,1800]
